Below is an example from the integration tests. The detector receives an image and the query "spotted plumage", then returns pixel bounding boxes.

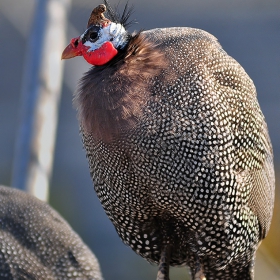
[0,185,103,280]
[62,4,275,280]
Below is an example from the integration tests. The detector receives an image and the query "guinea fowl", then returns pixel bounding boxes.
[61,2,275,280]
[0,185,103,280]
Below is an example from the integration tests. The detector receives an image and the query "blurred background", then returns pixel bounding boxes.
[0,0,279,279]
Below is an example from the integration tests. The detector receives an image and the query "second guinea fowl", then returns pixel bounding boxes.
[0,185,103,280]
[62,2,275,280]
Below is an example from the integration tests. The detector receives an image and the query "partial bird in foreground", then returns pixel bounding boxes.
[62,2,275,279]
[0,185,103,280]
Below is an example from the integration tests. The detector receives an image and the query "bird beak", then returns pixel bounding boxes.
[61,37,82,60]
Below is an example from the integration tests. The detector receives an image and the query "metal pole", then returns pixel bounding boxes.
[12,0,71,201]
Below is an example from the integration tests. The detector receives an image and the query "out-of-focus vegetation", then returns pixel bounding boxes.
[261,170,280,262]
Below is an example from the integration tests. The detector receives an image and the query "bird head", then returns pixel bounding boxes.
[61,4,128,65]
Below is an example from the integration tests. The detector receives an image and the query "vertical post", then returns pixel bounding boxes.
[12,0,71,201]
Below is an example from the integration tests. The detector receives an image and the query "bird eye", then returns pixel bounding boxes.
[89,31,98,42]
[81,26,101,44]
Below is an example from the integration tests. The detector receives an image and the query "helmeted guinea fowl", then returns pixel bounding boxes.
[61,2,275,280]
[0,185,103,280]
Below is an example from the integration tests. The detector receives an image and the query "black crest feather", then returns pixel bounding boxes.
[103,0,136,28]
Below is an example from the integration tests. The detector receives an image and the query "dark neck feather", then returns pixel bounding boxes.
[74,32,166,142]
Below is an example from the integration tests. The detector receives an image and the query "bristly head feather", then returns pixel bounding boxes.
[103,0,137,29]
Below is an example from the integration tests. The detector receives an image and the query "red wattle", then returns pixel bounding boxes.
[83,42,118,66]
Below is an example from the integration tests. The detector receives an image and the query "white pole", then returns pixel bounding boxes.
[12,0,71,201]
